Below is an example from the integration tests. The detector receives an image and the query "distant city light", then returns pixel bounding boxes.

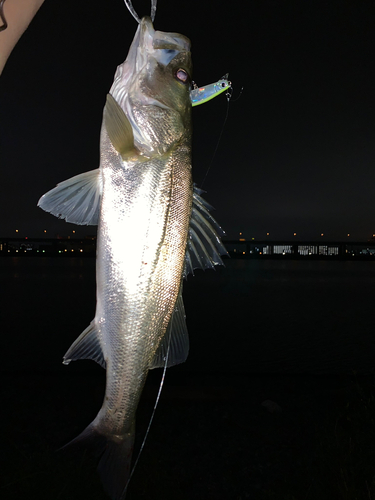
[266,233,269,236]
[347,233,350,237]
[15,229,18,233]
[44,229,47,233]
[293,233,296,236]
[321,233,324,236]
[73,230,76,234]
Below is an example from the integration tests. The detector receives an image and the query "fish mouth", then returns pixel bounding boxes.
[139,17,191,66]
[113,17,191,95]
[137,15,191,49]
[108,16,192,154]
[138,17,155,60]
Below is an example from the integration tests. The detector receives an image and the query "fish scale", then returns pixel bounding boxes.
[96,118,191,433]
[38,13,227,500]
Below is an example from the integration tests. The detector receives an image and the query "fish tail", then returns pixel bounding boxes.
[61,420,135,500]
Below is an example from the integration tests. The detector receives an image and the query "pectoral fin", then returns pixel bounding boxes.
[150,287,189,369]
[104,93,139,160]
[37,169,102,225]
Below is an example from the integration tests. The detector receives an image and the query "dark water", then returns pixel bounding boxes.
[3,257,375,500]
[2,256,375,374]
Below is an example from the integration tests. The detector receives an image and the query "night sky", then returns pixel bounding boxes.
[1,0,375,240]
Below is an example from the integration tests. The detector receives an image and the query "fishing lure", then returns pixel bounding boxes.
[190,74,231,106]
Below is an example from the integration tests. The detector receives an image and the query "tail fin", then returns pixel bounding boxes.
[62,421,135,500]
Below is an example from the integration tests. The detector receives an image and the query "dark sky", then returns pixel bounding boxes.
[1,0,375,240]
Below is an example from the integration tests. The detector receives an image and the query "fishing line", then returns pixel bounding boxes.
[0,0,8,32]
[122,318,172,496]
[199,85,244,189]
[200,88,232,189]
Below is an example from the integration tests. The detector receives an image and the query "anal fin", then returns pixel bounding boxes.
[63,321,106,369]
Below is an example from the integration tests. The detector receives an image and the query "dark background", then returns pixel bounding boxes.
[2,3,375,497]
[1,0,375,240]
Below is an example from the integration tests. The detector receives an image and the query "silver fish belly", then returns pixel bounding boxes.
[95,128,192,436]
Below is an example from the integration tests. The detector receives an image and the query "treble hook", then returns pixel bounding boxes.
[0,0,8,32]
[227,85,244,103]
[124,0,157,23]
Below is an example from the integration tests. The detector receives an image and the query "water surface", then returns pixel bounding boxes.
[1,257,375,373]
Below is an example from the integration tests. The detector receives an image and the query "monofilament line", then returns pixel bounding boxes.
[200,95,231,189]
[121,318,172,497]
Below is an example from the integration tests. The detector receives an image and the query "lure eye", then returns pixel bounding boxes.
[221,82,227,88]
[176,68,189,84]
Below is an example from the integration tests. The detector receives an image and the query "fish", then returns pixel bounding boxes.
[38,13,226,500]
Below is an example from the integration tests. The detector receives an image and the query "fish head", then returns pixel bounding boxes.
[147,20,192,116]
[109,17,193,156]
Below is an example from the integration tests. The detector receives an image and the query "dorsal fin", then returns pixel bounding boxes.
[150,286,189,369]
[184,185,228,277]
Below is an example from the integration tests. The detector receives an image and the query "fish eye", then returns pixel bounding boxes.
[175,68,189,84]
[221,82,227,88]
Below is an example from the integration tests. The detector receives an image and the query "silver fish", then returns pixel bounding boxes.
[38,15,226,500]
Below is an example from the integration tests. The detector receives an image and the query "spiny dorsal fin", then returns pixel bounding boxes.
[184,184,228,277]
